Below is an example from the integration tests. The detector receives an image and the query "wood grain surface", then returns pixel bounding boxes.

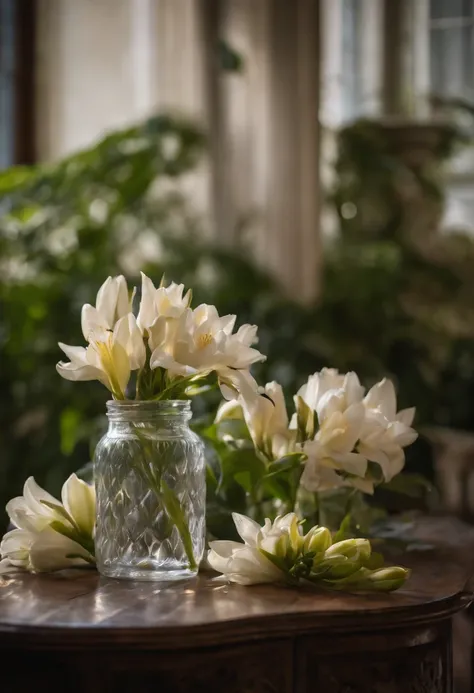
[0,516,472,692]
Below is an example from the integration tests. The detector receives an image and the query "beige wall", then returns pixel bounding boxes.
[37,0,142,160]
[35,0,321,300]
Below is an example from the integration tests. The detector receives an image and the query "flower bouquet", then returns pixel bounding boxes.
[0,274,417,592]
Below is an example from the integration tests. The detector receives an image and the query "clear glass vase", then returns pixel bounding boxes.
[94,400,206,581]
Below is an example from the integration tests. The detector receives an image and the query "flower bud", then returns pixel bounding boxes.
[361,566,410,592]
[303,526,331,554]
[313,554,362,579]
[325,538,371,562]
[274,534,291,559]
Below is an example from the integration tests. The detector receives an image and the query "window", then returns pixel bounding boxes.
[0,0,15,169]
[430,0,474,101]
[0,0,36,170]
[428,0,474,232]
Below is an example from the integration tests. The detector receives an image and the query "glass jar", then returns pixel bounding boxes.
[94,400,206,582]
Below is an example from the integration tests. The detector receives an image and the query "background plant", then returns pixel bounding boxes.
[2,111,474,533]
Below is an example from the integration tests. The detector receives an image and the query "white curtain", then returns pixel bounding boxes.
[36,0,322,300]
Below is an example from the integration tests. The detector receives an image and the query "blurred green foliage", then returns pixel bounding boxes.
[0,114,317,528]
[2,113,474,532]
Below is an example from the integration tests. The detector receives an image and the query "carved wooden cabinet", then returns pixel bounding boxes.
[0,546,471,693]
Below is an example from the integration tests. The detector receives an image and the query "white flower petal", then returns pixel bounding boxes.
[365,378,397,420]
[396,407,416,427]
[388,421,418,447]
[61,474,96,536]
[56,361,104,383]
[81,304,106,341]
[113,314,146,371]
[207,540,243,574]
[350,477,376,494]
[95,275,129,329]
[332,452,368,477]
[150,349,198,376]
[5,497,51,533]
[29,527,91,572]
[23,477,60,518]
[343,372,365,405]
[218,368,259,402]
[214,399,243,423]
[137,272,157,332]
[226,548,282,584]
[235,324,258,345]
[58,342,89,365]
[115,275,130,321]
[0,528,35,568]
[231,512,261,547]
[0,558,21,574]
[301,458,348,492]
[95,276,114,327]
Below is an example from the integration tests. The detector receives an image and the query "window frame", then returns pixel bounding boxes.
[0,0,37,169]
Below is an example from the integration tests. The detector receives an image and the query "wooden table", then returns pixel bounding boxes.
[0,539,473,693]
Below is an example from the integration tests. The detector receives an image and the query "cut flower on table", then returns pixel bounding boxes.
[0,474,95,574]
[208,512,409,592]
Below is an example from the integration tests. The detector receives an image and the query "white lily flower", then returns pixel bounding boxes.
[299,374,418,491]
[28,527,93,572]
[0,529,35,570]
[81,275,131,340]
[216,382,296,461]
[300,440,375,494]
[208,512,299,585]
[1,527,92,573]
[57,314,144,399]
[295,370,368,492]
[150,305,265,399]
[291,370,365,439]
[295,368,364,413]
[0,474,95,573]
[357,378,418,481]
[137,272,191,334]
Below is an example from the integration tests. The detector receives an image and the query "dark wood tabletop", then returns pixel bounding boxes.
[0,516,473,692]
[0,548,471,650]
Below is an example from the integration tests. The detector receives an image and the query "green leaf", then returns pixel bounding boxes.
[218,40,245,73]
[41,501,76,529]
[259,548,289,575]
[65,553,95,565]
[333,512,353,543]
[234,471,253,493]
[206,462,218,490]
[295,396,315,443]
[160,479,197,570]
[48,520,95,556]
[265,453,306,479]
[362,551,385,570]
[219,449,266,493]
[260,476,292,504]
[60,408,82,456]
[381,473,434,499]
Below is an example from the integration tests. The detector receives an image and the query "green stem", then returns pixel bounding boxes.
[132,426,197,570]
[160,480,197,570]
[314,492,320,527]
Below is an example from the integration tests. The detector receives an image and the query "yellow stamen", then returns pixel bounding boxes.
[197,333,213,349]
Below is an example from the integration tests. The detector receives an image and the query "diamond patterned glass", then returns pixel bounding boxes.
[94,400,206,581]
